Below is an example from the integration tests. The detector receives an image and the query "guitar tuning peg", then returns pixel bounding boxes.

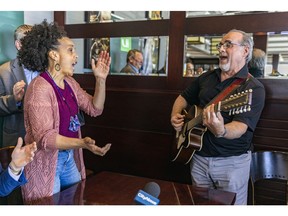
[243,105,247,112]
[239,107,243,113]
[247,106,251,112]
[235,107,240,114]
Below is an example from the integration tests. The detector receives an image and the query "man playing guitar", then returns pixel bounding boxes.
[170,29,265,205]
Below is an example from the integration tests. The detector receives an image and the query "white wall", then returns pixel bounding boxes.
[24,11,53,25]
[24,11,85,74]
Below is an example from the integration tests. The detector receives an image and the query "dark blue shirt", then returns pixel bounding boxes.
[181,64,265,157]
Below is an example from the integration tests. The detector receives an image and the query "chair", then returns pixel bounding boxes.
[250,151,288,205]
[0,146,15,170]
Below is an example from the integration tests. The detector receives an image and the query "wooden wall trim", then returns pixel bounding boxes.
[167,11,186,90]
[64,20,169,38]
[54,11,65,26]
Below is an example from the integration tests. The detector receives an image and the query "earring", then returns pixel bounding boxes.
[55,63,61,71]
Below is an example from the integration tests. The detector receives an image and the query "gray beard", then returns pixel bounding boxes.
[219,63,230,72]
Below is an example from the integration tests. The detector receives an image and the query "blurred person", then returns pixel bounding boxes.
[120,49,143,74]
[170,29,265,205]
[248,48,266,78]
[184,62,194,77]
[0,24,38,148]
[0,137,37,197]
[18,20,111,202]
[196,67,203,75]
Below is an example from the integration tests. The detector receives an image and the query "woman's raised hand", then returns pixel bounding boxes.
[91,51,111,80]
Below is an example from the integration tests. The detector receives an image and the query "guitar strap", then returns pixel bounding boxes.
[205,73,252,108]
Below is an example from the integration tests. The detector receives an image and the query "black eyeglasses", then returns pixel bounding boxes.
[216,41,244,50]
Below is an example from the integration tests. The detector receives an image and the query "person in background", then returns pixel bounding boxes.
[0,137,37,197]
[248,48,266,78]
[184,62,194,77]
[0,24,38,148]
[170,29,265,205]
[196,67,204,76]
[17,20,111,202]
[120,49,143,74]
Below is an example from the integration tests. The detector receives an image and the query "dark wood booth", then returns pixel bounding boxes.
[55,11,288,204]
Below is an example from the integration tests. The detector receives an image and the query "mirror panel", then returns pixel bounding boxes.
[183,35,220,77]
[66,11,170,24]
[266,32,288,77]
[186,11,271,18]
[83,36,168,76]
[183,33,288,78]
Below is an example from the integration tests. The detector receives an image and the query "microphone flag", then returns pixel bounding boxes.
[134,182,160,205]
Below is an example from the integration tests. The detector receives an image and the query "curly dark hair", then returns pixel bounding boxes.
[18,19,67,72]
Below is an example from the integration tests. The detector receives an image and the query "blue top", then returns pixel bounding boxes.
[24,67,40,85]
[0,169,27,197]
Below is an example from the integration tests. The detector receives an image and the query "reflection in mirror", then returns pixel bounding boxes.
[186,11,269,18]
[266,32,288,77]
[85,36,169,76]
[184,33,288,78]
[66,11,170,24]
[183,35,219,77]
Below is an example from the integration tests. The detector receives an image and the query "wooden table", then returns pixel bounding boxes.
[54,171,236,205]
[1,171,236,205]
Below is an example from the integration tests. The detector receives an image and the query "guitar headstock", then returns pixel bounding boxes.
[217,89,252,115]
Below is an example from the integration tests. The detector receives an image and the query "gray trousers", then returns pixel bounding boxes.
[190,151,251,205]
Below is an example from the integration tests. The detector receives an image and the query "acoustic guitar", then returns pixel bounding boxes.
[171,89,253,165]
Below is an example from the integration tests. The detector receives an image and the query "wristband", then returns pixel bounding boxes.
[216,126,227,138]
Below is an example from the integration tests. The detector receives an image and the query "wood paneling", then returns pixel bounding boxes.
[253,79,288,153]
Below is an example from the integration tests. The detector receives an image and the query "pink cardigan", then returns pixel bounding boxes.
[21,75,103,203]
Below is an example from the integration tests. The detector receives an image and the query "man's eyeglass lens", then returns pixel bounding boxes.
[216,41,243,50]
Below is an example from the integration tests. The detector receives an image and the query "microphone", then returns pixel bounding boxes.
[134,182,160,205]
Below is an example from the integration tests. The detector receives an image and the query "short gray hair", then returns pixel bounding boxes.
[14,24,32,41]
[249,48,266,70]
[228,29,254,63]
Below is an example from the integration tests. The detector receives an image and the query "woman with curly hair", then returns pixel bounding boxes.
[18,20,111,202]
